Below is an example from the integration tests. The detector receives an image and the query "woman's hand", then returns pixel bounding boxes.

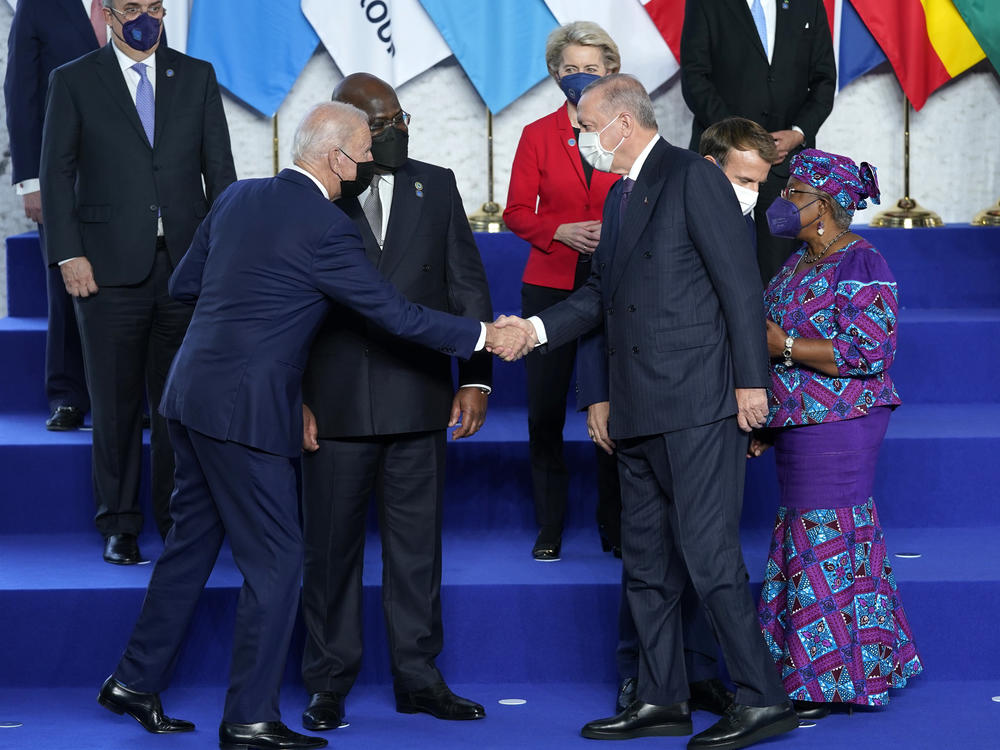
[747,436,771,458]
[554,220,602,254]
[766,319,787,358]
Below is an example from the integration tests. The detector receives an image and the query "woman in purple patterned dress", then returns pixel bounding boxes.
[750,149,923,719]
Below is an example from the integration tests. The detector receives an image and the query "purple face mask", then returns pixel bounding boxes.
[765,196,820,239]
[120,13,162,52]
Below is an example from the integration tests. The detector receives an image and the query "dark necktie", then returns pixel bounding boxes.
[618,177,635,229]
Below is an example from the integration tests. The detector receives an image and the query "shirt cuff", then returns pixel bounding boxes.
[527,315,547,346]
[791,125,804,137]
[15,179,40,195]
[57,257,82,266]
[475,322,487,351]
[459,384,491,394]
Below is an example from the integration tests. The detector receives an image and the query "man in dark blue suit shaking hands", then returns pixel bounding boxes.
[96,101,531,750]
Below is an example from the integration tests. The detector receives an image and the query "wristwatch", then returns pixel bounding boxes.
[782,336,795,368]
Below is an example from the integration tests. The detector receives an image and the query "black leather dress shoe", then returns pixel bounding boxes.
[532,527,562,561]
[689,678,735,716]
[97,675,194,734]
[582,700,692,740]
[301,692,344,731]
[688,701,798,749]
[395,682,485,720]
[103,533,142,565]
[616,677,637,713]
[219,721,327,749]
[793,699,831,720]
[46,405,84,431]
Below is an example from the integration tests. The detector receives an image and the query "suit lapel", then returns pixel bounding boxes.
[60,0,102,50]
[728,0,769,63]
[608,139,671,294]
[338,196,382,265]
[378,163,422,279]
[153,47,179,150]
[94,44,151,149]
[556,104,589,193]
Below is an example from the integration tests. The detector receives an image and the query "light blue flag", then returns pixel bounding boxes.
[418,0,558,113]
[187,0,319,116]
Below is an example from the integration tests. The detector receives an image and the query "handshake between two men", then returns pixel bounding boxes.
[483,314,539,362]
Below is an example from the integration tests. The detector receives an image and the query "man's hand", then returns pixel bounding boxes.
[448,387,488,440]
[587,401,615,455]
[766,319,787,358]
[735,387,768,433]
[486,315,537,361]
[302,404,319,452]
[770,129,805,163]
[554,220,602,254]
[23,191,43,224]
[60,257,99,298]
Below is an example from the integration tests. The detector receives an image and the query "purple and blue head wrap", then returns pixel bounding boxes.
[789,148,881,216]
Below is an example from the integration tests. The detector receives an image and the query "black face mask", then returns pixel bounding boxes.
[337,149,376,201]
[371,126,409,172]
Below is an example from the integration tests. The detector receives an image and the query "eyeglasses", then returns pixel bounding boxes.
[780,186,824,201]
[109,3,165,21]
[369,111,411,133]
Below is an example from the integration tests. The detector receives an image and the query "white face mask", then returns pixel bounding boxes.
[732,182,759,216]
[578,114,624,172]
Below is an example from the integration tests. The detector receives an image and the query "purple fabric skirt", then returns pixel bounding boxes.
[773,407,890,509]
[757,408,923,705]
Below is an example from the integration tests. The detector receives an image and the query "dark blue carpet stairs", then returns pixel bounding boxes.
[2,228,999,748]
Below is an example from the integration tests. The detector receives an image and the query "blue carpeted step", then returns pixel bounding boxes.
[4,308,999,414]
[4,233,47,318]
[1,678,995,750]
[2,404,999,535]
[0,527,993,689]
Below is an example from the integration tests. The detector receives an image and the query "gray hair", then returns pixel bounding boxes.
[826,196,853,230]
[582,74,657,131]
[545,21,621,81]
[291,102,368,163]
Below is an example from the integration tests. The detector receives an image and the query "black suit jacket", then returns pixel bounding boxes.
[681,0,836,173]
[4,0,100,186]
[303,159,494,438]
[40,43,235,283]
[540,138,769,440]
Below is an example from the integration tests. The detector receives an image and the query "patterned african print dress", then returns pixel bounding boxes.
[756,237,923,706]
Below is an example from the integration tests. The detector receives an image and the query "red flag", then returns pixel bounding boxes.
[641,0,685,61]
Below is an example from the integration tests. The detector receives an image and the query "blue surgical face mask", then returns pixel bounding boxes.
[559,72,601,105]
[765,196,820,238]
[118,13,162,52]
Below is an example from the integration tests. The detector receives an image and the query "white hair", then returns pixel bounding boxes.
[291,102,368,163]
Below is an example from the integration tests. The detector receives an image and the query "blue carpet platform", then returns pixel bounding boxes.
[3,227,1000,748]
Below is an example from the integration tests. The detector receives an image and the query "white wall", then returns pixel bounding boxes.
[3,3,1000,316]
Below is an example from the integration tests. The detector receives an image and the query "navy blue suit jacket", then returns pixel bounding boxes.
[4,0,100,186]
[540,138,769,440]
[160,169,483,458]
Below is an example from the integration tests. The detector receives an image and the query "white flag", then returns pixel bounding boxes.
[542,0,679,93]
[302,0,452,88]
[164,0,191,54]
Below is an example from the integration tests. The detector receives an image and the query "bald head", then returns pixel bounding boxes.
[332,73,402,129]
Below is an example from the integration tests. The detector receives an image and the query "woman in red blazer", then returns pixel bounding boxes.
[503,22,621,561]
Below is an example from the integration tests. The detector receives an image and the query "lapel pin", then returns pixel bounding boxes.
[643,197,648,204]
[568,137,576,146]
[414,181,424,197]
[782,1,790,9]
[165,68,175,77]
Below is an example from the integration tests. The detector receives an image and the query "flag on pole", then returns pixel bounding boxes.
[952,0,1000,75]
[302,0,452,88]
[188,0,319,116]
[543,0,678,92]
[851,0,985,109]
[417,0,558,113]
[834,0,887,90]
[640,0,685,64]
